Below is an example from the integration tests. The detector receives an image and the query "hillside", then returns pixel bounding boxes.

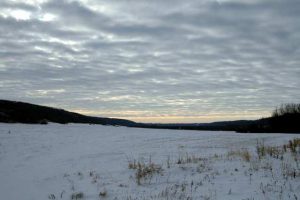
[136,120,257,131]
[0,100,136,126]
[1,100,299,133]
[0,100,257,130]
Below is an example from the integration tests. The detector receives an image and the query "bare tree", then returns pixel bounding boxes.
[272,103,300,117]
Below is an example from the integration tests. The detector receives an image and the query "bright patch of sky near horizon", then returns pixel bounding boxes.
[0,0,299,123]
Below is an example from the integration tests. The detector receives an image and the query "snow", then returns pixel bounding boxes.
[0,123,299,200]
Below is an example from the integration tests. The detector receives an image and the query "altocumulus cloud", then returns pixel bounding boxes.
[0,0,300,122]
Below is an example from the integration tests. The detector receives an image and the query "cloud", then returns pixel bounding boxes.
[1,0,300,122]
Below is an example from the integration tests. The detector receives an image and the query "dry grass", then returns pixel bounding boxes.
[71,192,84,200]
[135,162,163,185]
[99,189,107,198]
[256,138,300,159]
[128,159,138,170]
[176,153,202,165]
[128,158,163,185]
[228,149,251,162]
[288,138,300,153]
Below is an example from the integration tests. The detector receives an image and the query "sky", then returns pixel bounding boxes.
[1,0,300,123]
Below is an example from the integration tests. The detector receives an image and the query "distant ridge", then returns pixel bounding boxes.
[1,100,299,133]
[0,99,257,130]
[0,99,136,126]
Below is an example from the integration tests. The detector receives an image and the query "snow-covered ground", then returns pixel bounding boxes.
[0,123,299,200]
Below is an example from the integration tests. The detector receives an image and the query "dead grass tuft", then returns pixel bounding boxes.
[228,149,251,162]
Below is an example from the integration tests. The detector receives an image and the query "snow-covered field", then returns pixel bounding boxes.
[0,123,299,200]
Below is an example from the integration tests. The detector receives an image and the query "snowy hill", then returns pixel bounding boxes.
[0,123,299,200]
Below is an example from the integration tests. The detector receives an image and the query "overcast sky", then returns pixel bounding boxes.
[1,0,300,123]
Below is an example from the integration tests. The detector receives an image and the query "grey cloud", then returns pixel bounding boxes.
[0,1,37,11]
[0,0,300,122]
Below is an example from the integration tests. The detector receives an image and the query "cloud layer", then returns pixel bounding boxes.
[1,0,300,122]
